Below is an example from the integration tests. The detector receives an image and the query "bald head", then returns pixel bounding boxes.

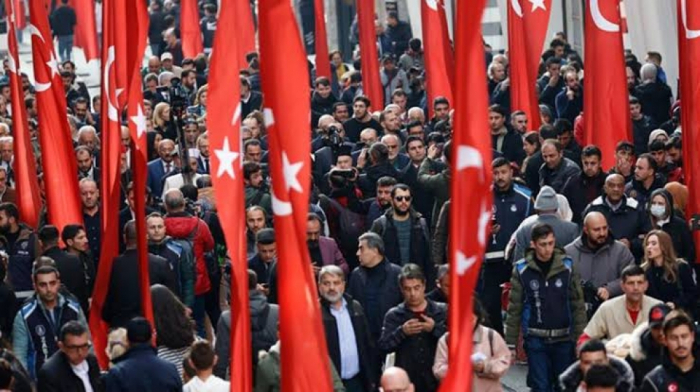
[164,189,185,212]
[583,211,609,247]
[380,367,414,392]
[604,173,625,203]
[317,114,335,131]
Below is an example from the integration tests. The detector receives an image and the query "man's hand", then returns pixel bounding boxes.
[619,238,631,248]
[312,262,321,275]
[357,148,367,169]
[548,73,560,87]
[491,224,501,235]
[566,87,575,100]
[597,287,610,301]
[256,283,270,296]
[402,319,424,336]
[473,361,485,373]
[419,315,435,333]
[427,144,439,160]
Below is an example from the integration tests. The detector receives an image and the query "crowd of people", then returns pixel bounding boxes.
[0,0,698,391]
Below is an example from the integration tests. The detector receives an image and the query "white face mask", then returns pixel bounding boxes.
[650,204,666,219]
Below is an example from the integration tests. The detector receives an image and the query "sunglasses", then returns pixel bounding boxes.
[394,196,412,202]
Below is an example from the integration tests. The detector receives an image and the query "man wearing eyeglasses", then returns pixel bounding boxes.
[37,321,101,391]
[369,184,435,290]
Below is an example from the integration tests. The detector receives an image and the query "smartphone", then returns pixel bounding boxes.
[413,311,425,320]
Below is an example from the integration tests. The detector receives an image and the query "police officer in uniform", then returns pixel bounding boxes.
[505,223,587,391]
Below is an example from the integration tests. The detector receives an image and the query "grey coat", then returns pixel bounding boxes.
[564,235,635,297]
[512,214,580,262]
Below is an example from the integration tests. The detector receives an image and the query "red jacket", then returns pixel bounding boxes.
[164,212,215,295]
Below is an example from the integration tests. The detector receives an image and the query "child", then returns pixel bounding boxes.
[183,340,230,392]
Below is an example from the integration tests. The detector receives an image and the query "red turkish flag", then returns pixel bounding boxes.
[314,0,331,79]
[235,0,257,69]
[422,0,454,117]
[583,0,630,170]
[438,0,493,390]
[5,0,41,228]
[181,0,203,58]
[28,0,83,233]
[678,0,700,263]
[68,0,99,61]
[11,0,26,29]
[259,0,332,390]
[207,0,252,389]
[357,0,383,109]
[508,0,551,130]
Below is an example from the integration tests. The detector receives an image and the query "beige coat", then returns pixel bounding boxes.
[433,326,511,392]
[582,295,662,341]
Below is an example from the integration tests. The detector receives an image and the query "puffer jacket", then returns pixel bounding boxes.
[564,234,635,297]
[626,322,664,387]
[559,355,635,392]
[164,212,215,296]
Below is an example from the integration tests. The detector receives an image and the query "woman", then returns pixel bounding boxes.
[647,189,695,264]
[152,102,177,140]
[433,298,510,391]
[330,50,351,85]
[664,181,688,218]
[521,131,542,175]
[147,131,163,161]
[106,328,128,368]
[641,230,697,312]
[152,284,197,380]
[187,85,208,119]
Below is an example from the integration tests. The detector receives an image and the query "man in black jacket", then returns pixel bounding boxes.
[37,321,102,392]
[39,225,90,314]
[49,0,76,62]
[102,221,177,328]
[319,265,378,392]
[489,104,524,166]
[378,264,447,392]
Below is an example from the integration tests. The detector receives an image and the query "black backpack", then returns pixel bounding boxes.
[319,195,366,251]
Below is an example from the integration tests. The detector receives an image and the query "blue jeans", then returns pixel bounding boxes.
[57,34,74,62]
[525,336,575,392]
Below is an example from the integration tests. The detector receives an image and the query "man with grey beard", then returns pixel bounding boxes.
[318,266,378,392]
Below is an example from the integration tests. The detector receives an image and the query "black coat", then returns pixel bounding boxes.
[492,129,525,167]
[645,262,698,313]
[241,91,264,119]
[400,162,435,224]
[633,82,673,125]
[358,163,400,197]
[102,249,177,328]
[37,351,103,392]
[103,344,182,392]
[320,295,378,390]
[43,247,90,313]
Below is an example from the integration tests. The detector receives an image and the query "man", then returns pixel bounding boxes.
[196,134,211,174]
[0,167,16,205]
[512,186,579,262]
[363,176,397,229]
[319,266,377,392]
[418,140,451,230]
[555,119,582,164]
[343,96,383,142]
[163,189,215,334]
[103,317,182,391]
[630,97,657,156]
[539,139,581,195]
[381,134,409,171]
[332,102,351,124]
[308,214,349,275]
[538,57,564,111]
[39,225,90,313]
[352,128,379,166]
[427,97,451,132]
[12,264,87,379]
[61,224,95,297]
[565,212,634,303]
[50,0,77,62]
[73,98,95,129]
[399,136,433,222]
[215,270,278,379]
[244,139,264,163]
[248,228,276,287]
[609,141,635,183]
[147,138,177,199]
[398,38,424,72]
[240,76,263,119]
[312,77,339,128]
[0,202,40,302]
[640,311,700,391]
[569,145,606,222]
[625,153,664,208]
[626,304,672,387]
[505,223,587,392]
[380,367,415,392]
[347,233,402,343]
[184,340,229,391]
[648,139,682,183]
[79,179,102,269]
[559,339,635,392]
[633,63,673,125]
[118,182,157,239]
[510,110,529,135]
[379,264,447,392]
[147,213,194,308]
[245,206,267,259]
[487,61,507,96]
[379,56,410,106]
[379,109,402,138]
[370,184,434,288]
[485,158,533,334]
[385,11,412,56]
[584,174,649,260]
[357,143,399,198]
[102,221,177,328]
[556,69,584,123]
[489,105,525,165]
[76,147,100,184]
[162,28,184,65]
[37,321,102,391]
[426,264,449,304]
[199,3,217,54]
[579,265,662,343]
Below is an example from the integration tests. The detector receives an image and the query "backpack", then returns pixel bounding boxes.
[170,224,198,298]
[319,195,365,252]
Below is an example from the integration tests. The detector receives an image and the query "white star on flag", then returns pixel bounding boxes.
[130,104,147,139]
[264,108,275,127]
[46,54,60,80]
[529,0,546,11]
[456,251,477,276]
[282,152,303,192]
[214,137,240,179]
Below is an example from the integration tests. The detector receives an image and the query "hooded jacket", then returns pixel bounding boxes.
[648,188,696,264]
[564,234,635,297]
[164,212,215,295]
[640,348,700,391]
[559,355,635,392]
[626,322,665,387]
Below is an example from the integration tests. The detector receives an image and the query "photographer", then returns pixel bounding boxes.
[313,123,355,191]
[244,161,272,216]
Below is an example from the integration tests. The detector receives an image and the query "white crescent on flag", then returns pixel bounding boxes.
[590,0,620,32]
[510,0,523,17]
[681,0,700,39]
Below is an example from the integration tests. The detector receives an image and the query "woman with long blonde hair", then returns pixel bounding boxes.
[152,102,177,140]
[641,230,697,312]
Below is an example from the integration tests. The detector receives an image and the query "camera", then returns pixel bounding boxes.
[324,125,344,150]
[168,77,189,116]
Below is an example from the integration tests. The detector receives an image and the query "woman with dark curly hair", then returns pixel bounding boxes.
[152,284,197,380]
